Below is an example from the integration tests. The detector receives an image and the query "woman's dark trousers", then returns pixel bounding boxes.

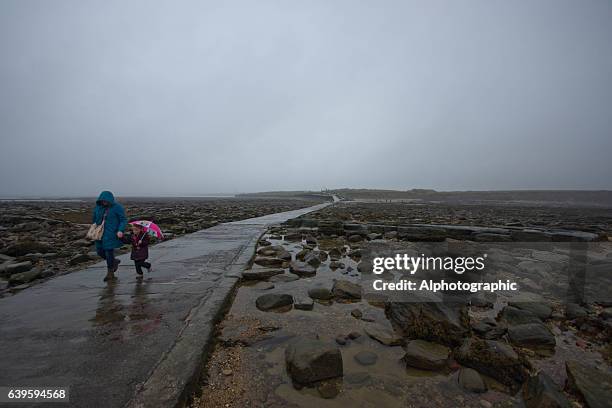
[96,247,116,269]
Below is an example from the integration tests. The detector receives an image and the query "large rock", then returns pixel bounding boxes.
[332,280,362,300]
[0,261,33,276]
[253,256,285,268]
[255,293,293,311]
[69,253,95,265]
[257,245,292,260]
[458,368,487,393]
[2,241,52,257]
[285,339,343,385]
[304,251,323,268]
[523,372,570,408]
[386,302,470,347]
[565,360,612,408]
[242,268,284,280]
[328,248,342,261]
[308,287,333,301]
[508,323,555,351]
[289,261,316,277]
[472,318,506,340]
[498,306,542,325]
[402,340,449,370]
[9,269,42,285]
[565,303,588,320]
[508,302,553,321]
[455,338,528,390]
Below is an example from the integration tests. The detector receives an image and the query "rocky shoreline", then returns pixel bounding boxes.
[0,197,325,294]
[193,202,612,407]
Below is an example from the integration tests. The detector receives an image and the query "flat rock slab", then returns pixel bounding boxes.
[364,323,403,346]
[566,360,612,408]
[403,339,450,371]
[0,201,331,408]
[242,268,284,280]
[354,350,378,366]
[289,261,316,277]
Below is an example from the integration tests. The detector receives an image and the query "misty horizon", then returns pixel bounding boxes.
[2,0,612,196]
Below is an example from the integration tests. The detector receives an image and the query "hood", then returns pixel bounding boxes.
[96,190,115,205]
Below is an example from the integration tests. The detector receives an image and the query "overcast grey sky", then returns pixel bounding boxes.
[1,0,611,196]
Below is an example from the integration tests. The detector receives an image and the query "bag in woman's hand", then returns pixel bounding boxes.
[86,209,107,241]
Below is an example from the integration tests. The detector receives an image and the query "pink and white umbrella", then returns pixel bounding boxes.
[128,220,164,240]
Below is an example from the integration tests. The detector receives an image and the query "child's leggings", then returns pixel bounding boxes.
[134,260,151,274]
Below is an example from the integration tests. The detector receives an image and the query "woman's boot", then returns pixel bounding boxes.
[112,259,121,273]
[103,268,116,282]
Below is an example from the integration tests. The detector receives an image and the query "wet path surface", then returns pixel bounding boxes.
[0,201,332,408]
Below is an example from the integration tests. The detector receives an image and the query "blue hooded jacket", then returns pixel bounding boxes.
[92,191,127,250]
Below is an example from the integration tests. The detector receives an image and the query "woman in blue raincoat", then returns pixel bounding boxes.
[92,191,127,282]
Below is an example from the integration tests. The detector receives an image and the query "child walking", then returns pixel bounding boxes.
[122,224,152,276]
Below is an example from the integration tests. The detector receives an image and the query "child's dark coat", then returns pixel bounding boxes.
[121,233,150,261]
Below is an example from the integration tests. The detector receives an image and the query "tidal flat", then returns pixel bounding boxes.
[194,200,612,408]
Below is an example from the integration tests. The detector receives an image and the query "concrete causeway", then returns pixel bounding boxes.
[0,200,332,408]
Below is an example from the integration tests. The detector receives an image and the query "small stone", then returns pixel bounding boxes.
[348,234,362,243]
[294,296,314,311]
[350,309,363,319]
[317,381,340,399]
[222,369,233,376]
[335,335,347,345]
[348,331,361,340]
